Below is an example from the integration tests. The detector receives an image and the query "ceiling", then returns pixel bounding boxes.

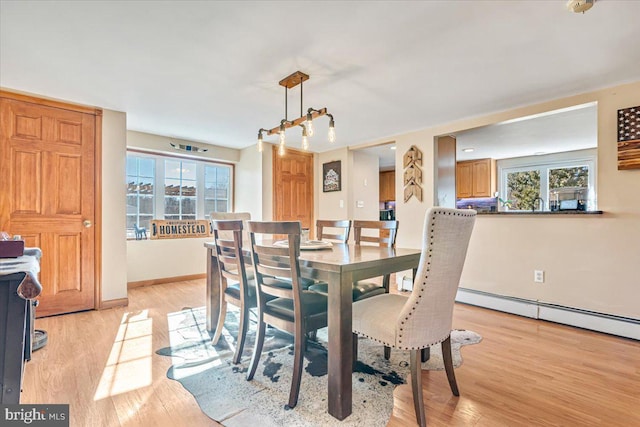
[2,1,639,154]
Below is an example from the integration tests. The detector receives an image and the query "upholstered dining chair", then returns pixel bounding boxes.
[351,207,476,427]
[246,221,329,409]
[210,219,255,364]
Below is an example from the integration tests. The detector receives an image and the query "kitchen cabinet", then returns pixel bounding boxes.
[456,158,496,198]
[379,171,395,202]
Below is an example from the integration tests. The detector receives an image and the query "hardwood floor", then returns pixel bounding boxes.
[22,280,639,426]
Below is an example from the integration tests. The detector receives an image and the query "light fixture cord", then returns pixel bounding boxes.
[300,78,303,117]
[284,86,288,121]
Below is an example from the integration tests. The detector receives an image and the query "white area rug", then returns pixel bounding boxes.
[157,306,481,426]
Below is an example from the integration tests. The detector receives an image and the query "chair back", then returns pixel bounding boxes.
[211,220,250,302]
[247,221,305,311]
[396,208,476,349]
[353,220,398,247]
[210,212,251,240]
[316,219,351,243]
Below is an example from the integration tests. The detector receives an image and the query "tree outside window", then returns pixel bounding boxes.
[506,170,541,210]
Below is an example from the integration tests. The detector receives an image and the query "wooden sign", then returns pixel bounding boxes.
[404,183,423,202]
[403,145,423,168]
[403,145,424,202]
[404,165,423,185]
[150,219,211,239]
[617,106,640,170]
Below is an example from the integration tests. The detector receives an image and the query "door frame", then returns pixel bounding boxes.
[0,90,103,310]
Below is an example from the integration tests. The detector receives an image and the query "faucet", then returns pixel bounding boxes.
[532,197,544,212]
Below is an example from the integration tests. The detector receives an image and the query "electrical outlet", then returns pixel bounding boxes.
[534,270,544,283]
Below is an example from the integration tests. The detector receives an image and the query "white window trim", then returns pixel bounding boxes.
[497,149,597,211]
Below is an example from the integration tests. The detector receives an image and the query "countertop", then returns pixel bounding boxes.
[477,210,603,215]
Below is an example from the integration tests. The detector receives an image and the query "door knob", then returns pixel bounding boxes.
[83,220,92,228]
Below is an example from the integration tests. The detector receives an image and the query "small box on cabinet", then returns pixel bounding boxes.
[0,240,25,258]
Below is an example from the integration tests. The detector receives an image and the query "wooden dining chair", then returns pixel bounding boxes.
[315,219,351,243]
[351,220,399,299]
[351,208,476,427]
[309,220,398,303]
[210,219,255,364]
[246,221,329,409]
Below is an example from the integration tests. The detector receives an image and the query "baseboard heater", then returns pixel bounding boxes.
[455,287,640,341]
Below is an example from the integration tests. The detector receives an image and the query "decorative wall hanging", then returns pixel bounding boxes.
[403,145,423,202]
[617,106,640,170]
[322,160,341,192]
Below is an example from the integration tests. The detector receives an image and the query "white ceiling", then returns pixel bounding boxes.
[1,1,639,154]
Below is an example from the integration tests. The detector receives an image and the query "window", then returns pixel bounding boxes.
[164,160,197,220]
[499,151,596,211]
[126,156,155,232]
[126,152,233,238]
[205,165,231,214]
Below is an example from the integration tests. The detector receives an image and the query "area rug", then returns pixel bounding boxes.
[156,306,481,427]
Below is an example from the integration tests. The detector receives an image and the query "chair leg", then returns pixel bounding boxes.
[382,274,391,293]
[287,327,305,409]
[442,335,459,396]
[211,300,227,345]
[233,303,250,364]
[410,349,426,427]
[352,333,358,372]
[421,347,430,363]
[384,346,391,360]
[247,314,266,381]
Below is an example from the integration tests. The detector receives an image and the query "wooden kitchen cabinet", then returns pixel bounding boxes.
[456,158,496,198]
[379,171,395,202]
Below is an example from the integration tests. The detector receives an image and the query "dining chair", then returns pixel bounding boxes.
[210,219,255,364]
[351,207,476,427]
[209,212,252,240]
[315,219,351,243]
[246,221,329,409]
[310,220,399,302]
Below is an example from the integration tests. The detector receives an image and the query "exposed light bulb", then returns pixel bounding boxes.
[278,140,286,156]
[301,127,309,150]
[257,131,263,152]
[279,129,286,145]
[328,118,336,143]
[306,112,314,137]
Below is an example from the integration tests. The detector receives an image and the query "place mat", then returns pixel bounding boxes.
[273,240,333,250]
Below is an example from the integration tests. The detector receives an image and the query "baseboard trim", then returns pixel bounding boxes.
[100,297,129,310]
[456,288,640,340]
[128,273,206,289]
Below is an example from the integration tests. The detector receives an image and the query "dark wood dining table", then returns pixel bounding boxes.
[204,241,421,421]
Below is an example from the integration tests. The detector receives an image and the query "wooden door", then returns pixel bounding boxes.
[0,95,99,317]
[273,146,314,232]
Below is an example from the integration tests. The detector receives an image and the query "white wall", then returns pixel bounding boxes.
[235,145,263,220]
[316,148,349,221]
[127,130,240,163]
[350,150,380,220]
[362,81,640,319]
[126,237,210,282]
[101,109,128,301]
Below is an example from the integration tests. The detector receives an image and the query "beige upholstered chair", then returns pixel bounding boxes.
[246,221,329,409]
[210,220,255,364]
[351,208,476,427]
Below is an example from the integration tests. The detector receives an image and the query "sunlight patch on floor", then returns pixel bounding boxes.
[94,310,153,400]
[166,307,230,379]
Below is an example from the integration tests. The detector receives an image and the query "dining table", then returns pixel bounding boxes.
[204,240,421,421]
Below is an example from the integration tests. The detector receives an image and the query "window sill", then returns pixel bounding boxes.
[477,210,604,215]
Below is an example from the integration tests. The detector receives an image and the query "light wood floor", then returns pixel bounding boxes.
[22,279,639,426]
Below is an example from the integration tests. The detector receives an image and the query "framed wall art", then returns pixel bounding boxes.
[322,160,341,192]
[617,106,640,170]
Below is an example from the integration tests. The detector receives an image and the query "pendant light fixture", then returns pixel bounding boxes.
[257,71,335,155]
